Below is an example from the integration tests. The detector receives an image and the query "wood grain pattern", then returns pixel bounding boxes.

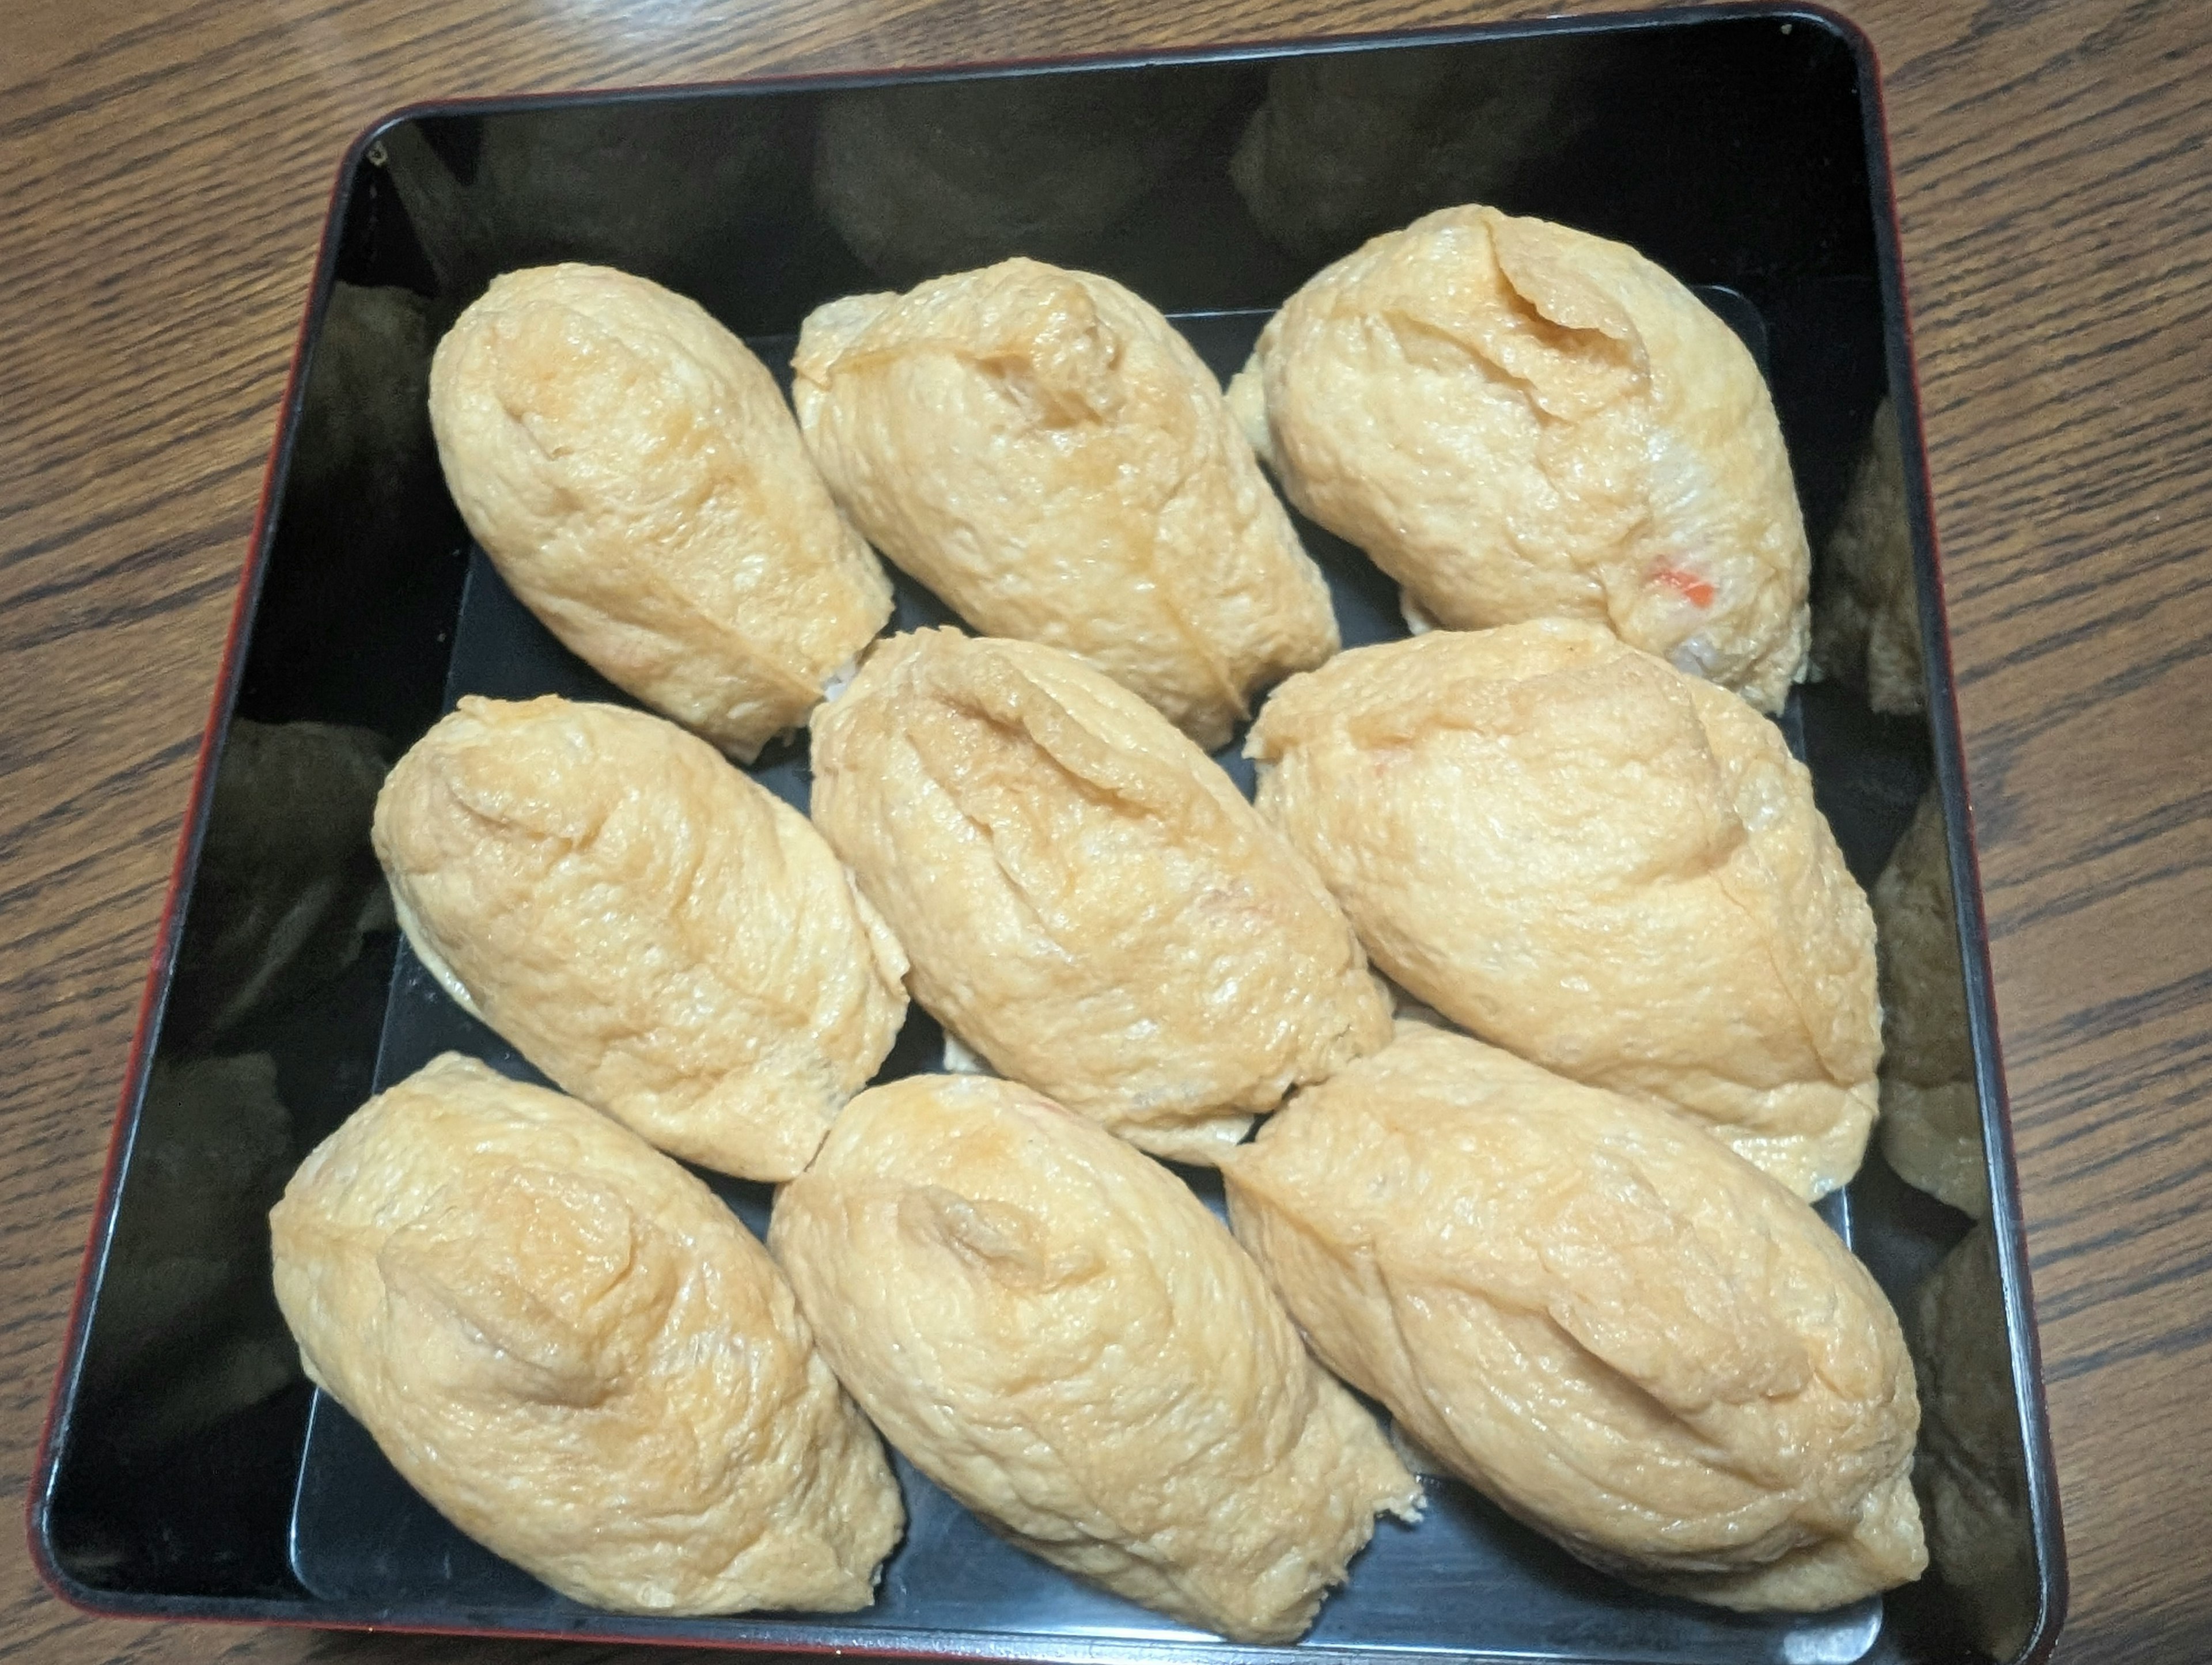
[2,1,2207,1662]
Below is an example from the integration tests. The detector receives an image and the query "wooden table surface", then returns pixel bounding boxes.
[4,0,2207,1661]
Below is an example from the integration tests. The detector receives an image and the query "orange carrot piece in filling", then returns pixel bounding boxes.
[1652,565,1717,608]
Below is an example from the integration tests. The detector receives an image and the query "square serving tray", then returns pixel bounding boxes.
[32,7,2066,1663]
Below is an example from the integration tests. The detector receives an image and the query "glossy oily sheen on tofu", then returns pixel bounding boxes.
[1223,1023,1925,1613]
[793,258,1338,750]
[1227,206,1809,711]
[268,1053,904,1616]
[372,695,908,1181]
[768,1072,1421,1643]
[809,629,1392,1163]
[427,263,893,761]
[1248,620,1880,1199]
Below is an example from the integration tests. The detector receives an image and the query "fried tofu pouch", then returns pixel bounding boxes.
[793,259,1338,750]
[427,264,893,761]
[1873,790,1986,1215]
[1813,397,1926,715]
[1224,1024,1925,1612]
[270,1053,903,1615]
[1906,1222,2040,1660]
[1248,621,1880,1199]
[768,1072,1420,1642]
[372,695,907,1181]
[1227,206,1809,711]
[809,629,1392,1163]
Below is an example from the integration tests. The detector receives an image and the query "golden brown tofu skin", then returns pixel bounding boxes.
[793,259,1338,750]
[1907,1223,2040,1660]
[1227,206,1809,712]
[1223,1023,1925,1613]
[270,1053,903,1615]
[1247,620,1880,1200]
[809,629,1392,1163]
[372,695,908,1181]
[1813,397,1926,715]
[1873,790,1987,1216]
[427,264,893,761]
[768,1073,1420,1643]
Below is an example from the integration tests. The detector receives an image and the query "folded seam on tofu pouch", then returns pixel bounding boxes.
[791,256,1338,750]
[809,628,1392,1166]
[372,694,908,1182]
[1245,619,1880,1201]
[270,1052,903,1616]
[1222,1022,1925,1614]
[1228,204,1810,714]
[427,261,892,761]
[768,1071,1420,1643]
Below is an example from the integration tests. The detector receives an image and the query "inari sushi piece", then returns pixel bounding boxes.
[373,695,908,1182]
[429,263,893,761]
[1247,620,1880,1199]
[1224,1023,1925,1613]
[794,258,1338,750]
[769,1071,1420,1641]
[808,629,1392,1163]
[271,1053,904,1615]
[1228,205,1809,711]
